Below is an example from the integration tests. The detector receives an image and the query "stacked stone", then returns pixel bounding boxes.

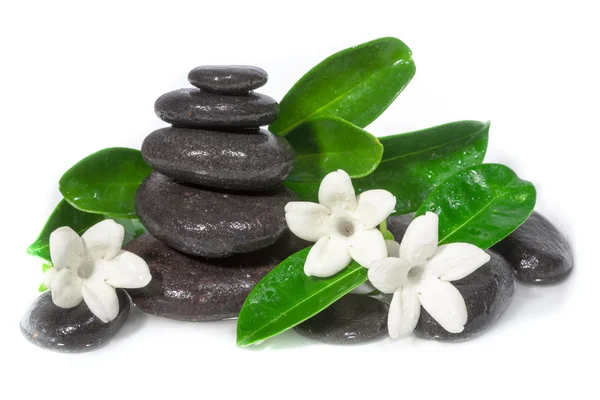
[127,66,308,321]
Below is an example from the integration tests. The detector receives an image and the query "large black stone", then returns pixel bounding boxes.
[414,250,515,341]
[294,294,389,344]
[492,211,574,284]
[125,232,310,321]
[387,213,414,241]
[20,289,130,352]
[141,127,295,191]
[154,88,278,128]
[135,172,296,258]
[188,65,267,95]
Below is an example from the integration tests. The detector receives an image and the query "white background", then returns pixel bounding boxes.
[1,0,598,398]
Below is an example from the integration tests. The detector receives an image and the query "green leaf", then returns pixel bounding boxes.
[26,200,105,262]
[415,164,536,249]
[354,120,490,215]
[283,180,319,202]
[236,247,368,347]
[42,263,53,273]
[269,37,415,136]
[59,148,152,217]
[38,283,48,292]
[113,217,148,246]
[286,116,383,182]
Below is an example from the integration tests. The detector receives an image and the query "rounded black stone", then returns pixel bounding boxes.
[154,88,278,128]
[414,250,515,341]
[492,211,574,284]
[387,213,414,241]
[188,65,268,94]
[141,127,295,191]
[20,289,130,352]
[294,294,389,344]
[125,232,310,321]
[135,172,297,258]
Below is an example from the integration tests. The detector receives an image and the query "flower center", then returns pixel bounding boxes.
[77,261,95,279]
[407,266,425,284]
[336,219,355,237]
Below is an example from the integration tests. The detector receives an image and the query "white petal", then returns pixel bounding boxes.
[386,240,400,258]
[399,212,439,266]
[318,170,357,212]
[43,267,58,288]
[81,220,125,261]
[419,278,467,333]
[426,243,491,281]
[388,287,421,339]
[50,268,83,308]
[353,190,396,230]
[49,227,84,271]
[284,202,332,242]
[304,236,351,278]
[348,229,387,268]
[82,279,120,323]
[368,257,410,294]
[96,250,152,288]
[351,282,377,295]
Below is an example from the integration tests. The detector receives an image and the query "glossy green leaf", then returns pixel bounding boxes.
[236,247,368,347]
[269,37,415,136]
[286,116,383,182]
[284,121,490,209]
[415,164,536,249]
[354,120,490,215]
[59,147,152,217]
[26,200,105,262]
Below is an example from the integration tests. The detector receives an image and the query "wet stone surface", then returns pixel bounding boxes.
[135,172,296,258]
[125,232,310,321]
[154,88,278,128]
[294,294,389,344]
[20,290,130,352]
[493,211,574,284]
[188,65,268,95]
[141,127,295,191]
[414,250,515,341]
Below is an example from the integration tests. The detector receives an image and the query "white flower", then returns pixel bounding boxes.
[285,169,396,277]
[368,212,491,338]
[43,220,151,323]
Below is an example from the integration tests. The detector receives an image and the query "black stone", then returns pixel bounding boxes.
[125,232,310,321]
[141,127,295,191]
[188,65,268,95]
[135,172,297,258]
[492,211,574,284]
[20,290,130,352]
[414,250,515,341]
[154,88,278,128]
[387,213,414,241]
[294,294,389,344]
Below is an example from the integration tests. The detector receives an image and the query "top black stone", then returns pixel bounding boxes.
[188,65,268,95]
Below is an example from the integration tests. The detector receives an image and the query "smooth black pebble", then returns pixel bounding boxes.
[414,250,515,341]
[135,172,297,258]
[493,211,574,284]
[188,65,268,95]
[125,232,310,321]
[20,290,130,352]
[154,88,278,128]
[294,294,389,344]
[141,127,295,191]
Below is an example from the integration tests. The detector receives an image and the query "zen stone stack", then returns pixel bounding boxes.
[128,66,307,321]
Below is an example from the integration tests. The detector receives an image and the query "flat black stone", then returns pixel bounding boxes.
[154,88,278,128]
[387,213,414,241]
[141,127,295,191]
[414,250,515,341]
[188,65,268,95]
[135,172,297,258]
[492,211,574,284]
[20,290,130,352]
[294,294,389,344]
[125,232,310,321]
